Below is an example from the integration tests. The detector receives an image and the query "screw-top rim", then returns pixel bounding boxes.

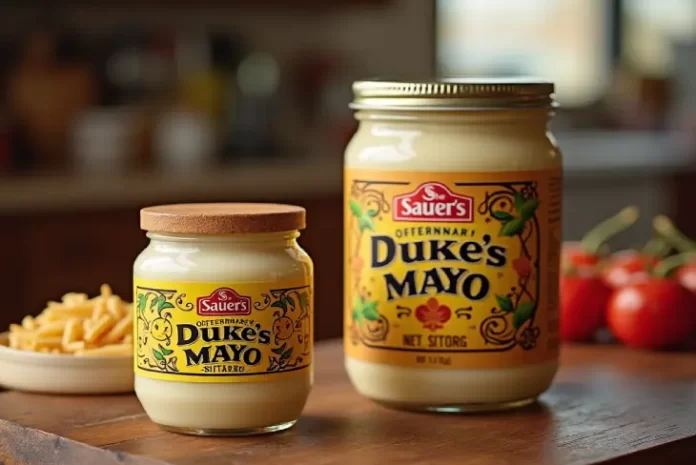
[351,77,556,110]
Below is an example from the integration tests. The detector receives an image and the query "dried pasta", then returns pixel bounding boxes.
[6,284,132,357]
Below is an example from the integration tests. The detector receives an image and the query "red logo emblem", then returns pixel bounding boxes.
[393,182,473,223]
[197,288,251,316]
[415,298,452,331]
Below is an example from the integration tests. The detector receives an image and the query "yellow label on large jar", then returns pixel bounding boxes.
[344,168,562,369]
[134,279,312,382]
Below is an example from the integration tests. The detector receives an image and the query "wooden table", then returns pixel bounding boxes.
[1,341,695,465]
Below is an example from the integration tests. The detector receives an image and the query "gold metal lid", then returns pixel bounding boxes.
[351,78,556,110]
[141,203,306,235]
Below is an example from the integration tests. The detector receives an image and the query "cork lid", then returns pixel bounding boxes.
[140,203,306,235]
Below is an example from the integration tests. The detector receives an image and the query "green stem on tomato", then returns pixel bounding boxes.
[580,206,640,254]
[561,260,576,276]
[641,237,672,258]
[653,253,696,278]
[653,215,696,253]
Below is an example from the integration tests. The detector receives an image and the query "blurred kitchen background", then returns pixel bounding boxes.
[0,0,695,339]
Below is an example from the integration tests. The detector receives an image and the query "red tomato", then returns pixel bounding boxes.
[675,262,696,350]
[607,279,696,349]
[562,242,601,269]
[602,251,659,288]
[560,273,613,342]
[676,262,696,294]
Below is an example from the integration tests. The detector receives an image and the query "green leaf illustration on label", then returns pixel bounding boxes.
[520,199,540,220]
[152,349,165,361]
[285,295,295,309]
[352,295,364,322]
[492,211,516,222]
[513,301,536,329]
[159,344,173,356]
[352,308,363,322]
[362,301,380,321]
[137,293,148,314]
[514,192,525,212]
[157,301,174,315]
[349,199,363,218]
[495,294,514,312]
[358,216,375,232]
[151,295,164,311]
[500,218,526,236]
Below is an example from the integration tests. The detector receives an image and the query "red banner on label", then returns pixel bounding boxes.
[197,288,252,316]
[393,182,473,223]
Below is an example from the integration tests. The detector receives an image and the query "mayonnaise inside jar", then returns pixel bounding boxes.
[344,79,562,412]
[134,203,313,435]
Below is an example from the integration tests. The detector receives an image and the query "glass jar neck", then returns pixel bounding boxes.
[354,108,552,131]
[147,231,300,248]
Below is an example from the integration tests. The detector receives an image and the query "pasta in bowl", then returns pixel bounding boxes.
[0,284,133,394]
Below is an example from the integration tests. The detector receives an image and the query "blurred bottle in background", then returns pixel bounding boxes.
[176,30,225,121]
[226,50,280,159]
[6,24,98,171]
[73,108,133,176]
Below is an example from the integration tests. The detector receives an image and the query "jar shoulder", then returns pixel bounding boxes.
[345,121,561,172]
[134,242,312,282]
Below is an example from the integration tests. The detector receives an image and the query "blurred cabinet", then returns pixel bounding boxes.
[217,0,389,4]
[23,212,144,319]
[42,0,390,6]
[0,195,343,342]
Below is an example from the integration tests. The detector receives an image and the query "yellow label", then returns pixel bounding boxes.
[344,168,562,369]
[134,279,312,382]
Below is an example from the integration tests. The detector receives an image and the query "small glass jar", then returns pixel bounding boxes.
[344,79,562,412]
[134,203,313,435]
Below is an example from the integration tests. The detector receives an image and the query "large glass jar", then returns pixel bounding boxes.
[134,203,313,435]
[344,79,562,412]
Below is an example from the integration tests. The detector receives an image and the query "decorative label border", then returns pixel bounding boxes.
[347,178,542,354]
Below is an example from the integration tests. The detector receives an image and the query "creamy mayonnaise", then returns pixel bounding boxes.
[344,79,562,411]
[134,204,313,435]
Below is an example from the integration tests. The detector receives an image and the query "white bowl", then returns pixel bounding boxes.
[0,333,133,394]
